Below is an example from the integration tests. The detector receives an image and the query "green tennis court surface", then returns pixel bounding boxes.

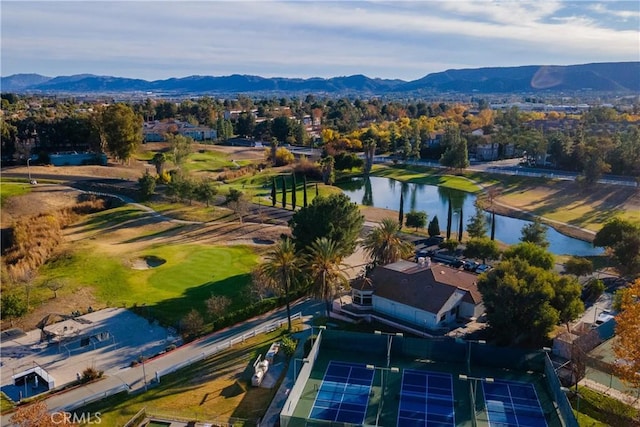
[281,330,572,427]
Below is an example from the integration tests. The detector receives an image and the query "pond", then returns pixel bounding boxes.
[338,176,603,256]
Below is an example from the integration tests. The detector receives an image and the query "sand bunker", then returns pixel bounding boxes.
[131,255,166,270]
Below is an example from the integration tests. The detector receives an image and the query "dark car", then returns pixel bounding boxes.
[463,260,479,271]
[475,264,492,274]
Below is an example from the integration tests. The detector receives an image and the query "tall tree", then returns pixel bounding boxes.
[315,182,319,197]
[478,257,582,345]
[594,218,640,277]
[289,193,364,257]
[100,103,143,163]
[270,138,279,166]
[194,178,218,207]
[428,215,441,237]
[439,124,469,170]
[166,134,193,170]
[363,137,376,176]
[281,175,287,209]
[520,218,549,248]
[463,238,500,264]
[271,178,277,207]
[321,155,335,185]
[503,242,555,270]
[306,237,348,316]
[151,152,167,176]
[458,207,464,242]
[260,238,301,330]
[291,173,297,210]
[363,218,413,266]
[613,279,640,390]
[138,171,156,201]
[398,192,405,227]
[466,205,488,239]
[303,175,308,207]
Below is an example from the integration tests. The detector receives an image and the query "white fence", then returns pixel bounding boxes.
[155,312,302,381]
[66,383,130,411]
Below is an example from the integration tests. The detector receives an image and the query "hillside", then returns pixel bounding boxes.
[1,62,638,94]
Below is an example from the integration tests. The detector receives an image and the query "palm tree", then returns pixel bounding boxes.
[307,237,348,316]
[260,238,300,330]
[362,218,413,266]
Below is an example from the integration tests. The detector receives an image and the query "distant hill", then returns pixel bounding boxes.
[1,62,638,94]
[398,62,640,93]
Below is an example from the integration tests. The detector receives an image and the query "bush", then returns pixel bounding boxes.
[280,335,297,356]
[334,152,363,171]
[80,367,103,383]
[293,158,323,180]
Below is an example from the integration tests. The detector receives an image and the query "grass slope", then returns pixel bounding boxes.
[0,182,32,205]
[39,218,258,326]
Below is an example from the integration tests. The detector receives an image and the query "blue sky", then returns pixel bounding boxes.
[1,1,639,81]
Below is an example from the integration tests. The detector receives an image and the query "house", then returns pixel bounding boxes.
[143,120,217,142]
[346,259,483,332]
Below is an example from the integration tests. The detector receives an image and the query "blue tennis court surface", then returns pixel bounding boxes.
[398,370,455,427]
[309,361,374,424]
[482,380,548,427]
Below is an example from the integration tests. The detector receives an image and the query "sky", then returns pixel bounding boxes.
[1,1,639,81]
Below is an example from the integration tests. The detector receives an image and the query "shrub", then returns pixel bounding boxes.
[266,147,295,166]
[293,157,323,180]
[280,335,297,356]
[80,367,103,383]
[217,165,256,182]
[334,152,364,171]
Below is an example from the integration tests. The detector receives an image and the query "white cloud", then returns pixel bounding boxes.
[588,2,640,21]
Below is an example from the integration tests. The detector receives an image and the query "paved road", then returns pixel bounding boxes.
[1,298,324,425]
[371,156,638,187]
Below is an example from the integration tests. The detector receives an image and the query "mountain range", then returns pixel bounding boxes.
[2,62,638,95]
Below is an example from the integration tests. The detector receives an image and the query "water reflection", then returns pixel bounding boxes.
[338,176,602,256]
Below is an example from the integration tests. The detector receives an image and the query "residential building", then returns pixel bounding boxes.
[343,259,483,333]
[143,120,216,142]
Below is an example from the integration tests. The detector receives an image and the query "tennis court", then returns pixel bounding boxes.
[281,330,570,427]
[398,369,455,427]
[309,361,375,424]
[482,380,548,427]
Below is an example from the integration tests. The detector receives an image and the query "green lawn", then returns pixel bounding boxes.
[39,241,258,325]
[0,393,14,414]
[569,386,639,427]
[0,181,32,204]
[182,150,252,173]
[371,165,482,193]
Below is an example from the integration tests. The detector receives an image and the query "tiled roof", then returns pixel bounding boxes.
[368,261,481,314]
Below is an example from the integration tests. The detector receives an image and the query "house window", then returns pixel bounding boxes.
[362,295,372,306]
[353,294,362,305]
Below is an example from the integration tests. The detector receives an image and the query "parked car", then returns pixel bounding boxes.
[414,236,444,247]
[475,264,492,273]
[463,260,479,272]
